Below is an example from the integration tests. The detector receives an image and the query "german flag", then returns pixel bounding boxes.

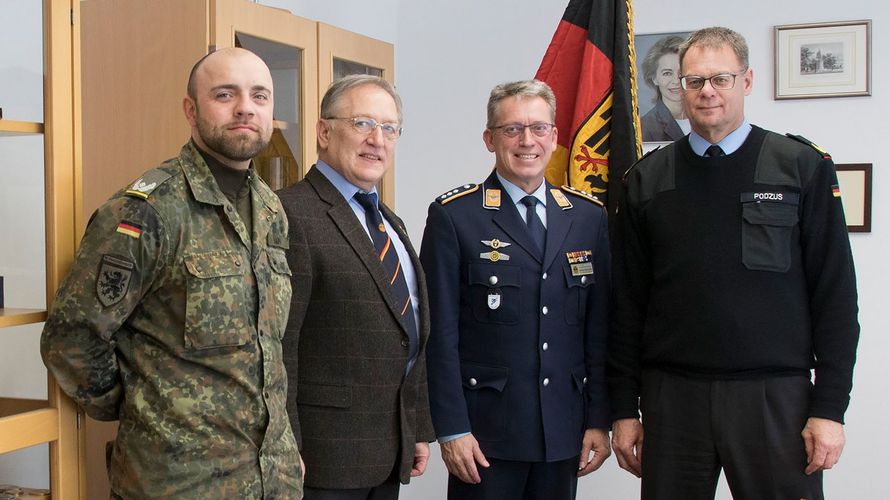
[535,0,642,213]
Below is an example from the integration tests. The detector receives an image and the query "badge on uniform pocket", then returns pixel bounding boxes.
[487,289,501,310]
[566,250,593,276]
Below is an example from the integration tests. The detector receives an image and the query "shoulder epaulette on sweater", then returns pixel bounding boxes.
[785,133,832,160]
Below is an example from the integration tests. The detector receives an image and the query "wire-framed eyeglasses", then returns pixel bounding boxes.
[325,116,402,140]
[489,122,555,138]
[679,71,746,91]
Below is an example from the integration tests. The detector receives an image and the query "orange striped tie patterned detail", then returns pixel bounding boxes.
[400,296,411,316]
[379,237,392,261]
[391,260,402,285]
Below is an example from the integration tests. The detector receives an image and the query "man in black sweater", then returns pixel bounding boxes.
[609,27,859,500]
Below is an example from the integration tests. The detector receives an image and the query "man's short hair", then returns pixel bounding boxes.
[486,80,556,128]
[320,75,403,124]
[679,27,749,71]
[186,51,215,101]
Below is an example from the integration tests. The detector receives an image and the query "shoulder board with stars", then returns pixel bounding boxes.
[124,168,174,199]
[436,183,479,205]
[560,185,604,207]
[785,133,832,160]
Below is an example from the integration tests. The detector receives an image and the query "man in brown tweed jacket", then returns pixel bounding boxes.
[278,74,434,499]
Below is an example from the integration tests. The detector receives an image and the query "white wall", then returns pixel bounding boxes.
[265,0,888,498]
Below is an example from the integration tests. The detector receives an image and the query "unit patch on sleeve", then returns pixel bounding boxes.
[96,254,135,307]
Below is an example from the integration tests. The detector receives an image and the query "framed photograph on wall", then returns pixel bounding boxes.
[835,163,872,233]
[635,31,691,145]
[774,20,871,99]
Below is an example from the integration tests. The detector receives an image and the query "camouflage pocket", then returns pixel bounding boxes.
[183,250,253,349]
[266,246,292,339]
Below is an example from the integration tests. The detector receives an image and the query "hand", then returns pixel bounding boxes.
[802,417,845,475]
[411,442,431,477]
[612,418,644,478]
[578,428,611,477]
[439,434,490,484]
[300,455,306,481]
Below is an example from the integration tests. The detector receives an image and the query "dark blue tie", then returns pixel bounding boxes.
[706,144,725,157]
[353,192,419,364]
[521,195,546,255]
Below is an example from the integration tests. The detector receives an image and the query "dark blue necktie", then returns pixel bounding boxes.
[706,144,725,157]
[353,192,418,364]
[520,195,546,255]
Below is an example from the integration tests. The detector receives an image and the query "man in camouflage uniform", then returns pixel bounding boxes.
[41,47,303,498]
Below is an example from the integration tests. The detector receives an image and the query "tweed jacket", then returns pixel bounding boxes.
[278,166,435,489]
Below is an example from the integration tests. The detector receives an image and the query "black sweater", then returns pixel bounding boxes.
[609,126,859,423]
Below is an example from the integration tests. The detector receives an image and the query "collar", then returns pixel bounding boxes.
[495,171,547,207]
[689,120,751,156]
[315,160,379,206]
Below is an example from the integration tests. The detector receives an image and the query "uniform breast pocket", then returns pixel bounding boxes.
[468,263,521,324]
[183,250,253,349]
[563,263,593,325]
[266,241,293,339]
[740,195,799,272]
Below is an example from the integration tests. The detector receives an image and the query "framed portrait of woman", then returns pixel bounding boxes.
[636,31,692,147]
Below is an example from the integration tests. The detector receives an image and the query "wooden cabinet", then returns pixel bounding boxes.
[0,0,83,498]
[81,0,396,224]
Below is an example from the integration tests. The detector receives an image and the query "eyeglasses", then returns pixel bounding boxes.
[325,116,402,140]
[489,122,555,138]
[679,70,746,91]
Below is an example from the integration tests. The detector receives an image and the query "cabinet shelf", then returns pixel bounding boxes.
[0,308,48,328]
[0,120,45,136]
[0,407,59,454]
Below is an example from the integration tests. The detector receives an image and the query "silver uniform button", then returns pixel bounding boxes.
[489,275,498,285]
[583,376,588,384]
[543,378,550,387]
[542,272,548,280]
[580,276,587,284]
[542,306,549,315]
[542,342,549,351]
[469,378,477,387]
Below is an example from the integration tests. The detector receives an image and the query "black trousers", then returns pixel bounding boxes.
[447,456,579,500]
[304,465,400,500]
[640,370,823,500]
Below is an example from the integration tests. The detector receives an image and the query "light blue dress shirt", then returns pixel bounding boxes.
[496,171,548,228]
[689,120,752,156]
[314,161,421,371]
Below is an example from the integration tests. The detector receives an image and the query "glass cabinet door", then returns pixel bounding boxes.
[213,0,319,190]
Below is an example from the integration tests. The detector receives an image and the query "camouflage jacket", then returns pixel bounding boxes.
[41,142,302,499]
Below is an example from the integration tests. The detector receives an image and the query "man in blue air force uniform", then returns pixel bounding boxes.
[420,80,611,500]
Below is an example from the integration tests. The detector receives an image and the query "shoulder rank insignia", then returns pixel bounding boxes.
[125,168,174,199]
[550,188,573,210]
[483,188,501,210]
[560,185,604,207]
[436,183,479,205]
[786,133,832,160]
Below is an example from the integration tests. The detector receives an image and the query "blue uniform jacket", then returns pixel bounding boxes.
[420,171,611,462]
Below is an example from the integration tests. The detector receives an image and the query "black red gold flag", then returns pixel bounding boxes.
[535,0,642,213]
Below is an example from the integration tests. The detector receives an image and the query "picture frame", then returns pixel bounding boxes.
[635,30,692,146]
[774,20,871,99]
[835,163,872,233]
